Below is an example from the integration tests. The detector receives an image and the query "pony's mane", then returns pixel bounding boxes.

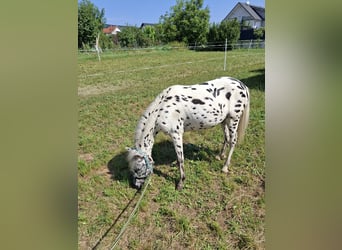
[134,91,165,145]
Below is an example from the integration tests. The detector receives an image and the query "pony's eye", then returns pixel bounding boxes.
[133,155,144,162]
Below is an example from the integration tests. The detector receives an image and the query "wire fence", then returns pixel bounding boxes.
[188,40,265,50]
[78,41,264,101]
[78,40,265,53]
[78,43,264,84]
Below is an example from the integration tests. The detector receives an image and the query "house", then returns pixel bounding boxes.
[103,25,121,35]
[222,1,265,40]
[223,1,265,29]
[103,24,123,45]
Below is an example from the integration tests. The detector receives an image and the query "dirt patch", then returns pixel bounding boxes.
[79,153,94,162]
[78,85,125,97]
[81,164,112,181]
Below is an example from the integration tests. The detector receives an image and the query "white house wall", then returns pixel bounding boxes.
[224,5,264,29]
[225,6,251,23]
[253,20,262,29]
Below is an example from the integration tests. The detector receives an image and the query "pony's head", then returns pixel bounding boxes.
[126,148,153,189]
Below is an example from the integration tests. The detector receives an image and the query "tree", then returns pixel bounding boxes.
[207,20,240,50]
[207,22,220,43]
[218,20,240,46]
[253,27,265,40]
[141,26,156,46]
[159,14,177,43]
[99,32,115,49]
[160,0,210,45]
[78,0,106,49]
[118,26,141,48]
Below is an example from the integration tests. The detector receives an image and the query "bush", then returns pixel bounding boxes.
[99,33,114,49]
[207,20,240,50]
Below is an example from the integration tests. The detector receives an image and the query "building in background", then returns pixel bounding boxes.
[223,1,265,40]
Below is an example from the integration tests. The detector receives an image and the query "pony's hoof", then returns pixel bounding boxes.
[176,182,184,191]
[221,167,228,173]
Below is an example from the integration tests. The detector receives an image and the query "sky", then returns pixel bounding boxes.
[88,0,265,26]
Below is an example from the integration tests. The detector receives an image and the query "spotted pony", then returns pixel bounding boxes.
[127,76,250,190]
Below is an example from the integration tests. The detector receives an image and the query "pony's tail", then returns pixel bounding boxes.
[237,90,250,144]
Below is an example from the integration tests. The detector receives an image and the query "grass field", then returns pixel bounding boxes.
[78,48,265,249]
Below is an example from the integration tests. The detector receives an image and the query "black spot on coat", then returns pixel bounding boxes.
[217,87,225,96]
[192,99,205,105]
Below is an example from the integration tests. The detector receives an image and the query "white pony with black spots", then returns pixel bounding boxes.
[127,76,250,190]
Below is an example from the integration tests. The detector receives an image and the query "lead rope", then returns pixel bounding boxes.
[109,175,151,250]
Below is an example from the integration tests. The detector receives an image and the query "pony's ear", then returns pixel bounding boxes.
[132,154,144,161]
[126,147,144,158]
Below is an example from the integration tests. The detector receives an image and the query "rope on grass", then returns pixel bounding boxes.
[91,176,151,250]
[109,175,151,250]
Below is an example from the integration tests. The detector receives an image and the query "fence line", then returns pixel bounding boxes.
[81,57,222,78]
[78,48,264,98]
[188,40,265,50]
[79,51,264,79]
[78,40,265,53]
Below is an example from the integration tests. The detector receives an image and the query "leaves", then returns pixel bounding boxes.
[78,0,106,48]
[160,0,210,44]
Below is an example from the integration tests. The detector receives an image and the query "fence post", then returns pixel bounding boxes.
[224,38,227,71]
[95,33,101,62]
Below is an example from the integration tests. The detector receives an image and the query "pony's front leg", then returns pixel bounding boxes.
[171,132,185,190]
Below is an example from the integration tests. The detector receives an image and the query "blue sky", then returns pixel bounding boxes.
[89,0,265,26]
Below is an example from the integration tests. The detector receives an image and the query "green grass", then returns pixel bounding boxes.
[78,48,264,249]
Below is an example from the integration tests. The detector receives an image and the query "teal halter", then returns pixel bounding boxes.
[134,148,153,174]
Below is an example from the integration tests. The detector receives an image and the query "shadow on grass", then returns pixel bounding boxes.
[107,141,218,186]
[241,68,265,91]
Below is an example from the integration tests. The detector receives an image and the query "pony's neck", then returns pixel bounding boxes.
[134,113,157,157]
[134,90,165,157]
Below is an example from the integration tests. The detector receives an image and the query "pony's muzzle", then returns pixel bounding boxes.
[133,177,146,189]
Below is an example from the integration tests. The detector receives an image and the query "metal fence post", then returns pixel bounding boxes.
[224,38,227,71]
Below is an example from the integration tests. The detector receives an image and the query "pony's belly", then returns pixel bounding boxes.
[183,112,226,131]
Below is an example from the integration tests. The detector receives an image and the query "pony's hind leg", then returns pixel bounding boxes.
[170,132,185,190]
[222,116,239,173]
[216,123,229,161]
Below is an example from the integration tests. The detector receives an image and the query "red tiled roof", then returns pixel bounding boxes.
[103,25,117,34]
